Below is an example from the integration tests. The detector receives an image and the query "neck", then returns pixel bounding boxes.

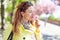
[22,17,28,23]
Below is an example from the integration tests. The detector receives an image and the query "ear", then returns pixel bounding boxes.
[21,12,24,16]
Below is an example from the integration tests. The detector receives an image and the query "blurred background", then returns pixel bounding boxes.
[0,0,60,40]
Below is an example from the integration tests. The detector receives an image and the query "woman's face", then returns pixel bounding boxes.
[22,6,34,20]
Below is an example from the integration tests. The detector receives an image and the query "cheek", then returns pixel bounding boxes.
[28,14,31,18]
[25,14,31,19]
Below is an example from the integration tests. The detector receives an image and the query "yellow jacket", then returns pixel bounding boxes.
[3,23,43,40]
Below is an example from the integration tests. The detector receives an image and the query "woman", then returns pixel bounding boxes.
[3,1,43,40]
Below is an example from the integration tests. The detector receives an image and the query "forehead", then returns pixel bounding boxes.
[27,6,34,11]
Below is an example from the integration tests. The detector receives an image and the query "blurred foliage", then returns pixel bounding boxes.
[5,16,11,22]
[5,0,12,12]
[39,14,60,21]
[5,0,28,12]
[29,0,37,3]
[39,16,44,20]
[48,15,56,21]
[48,15,60,21]
[56,18,60,21]
[6,4,12,12]
[15,0,28,5]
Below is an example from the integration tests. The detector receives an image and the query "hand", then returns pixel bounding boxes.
[35,20,40,29]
